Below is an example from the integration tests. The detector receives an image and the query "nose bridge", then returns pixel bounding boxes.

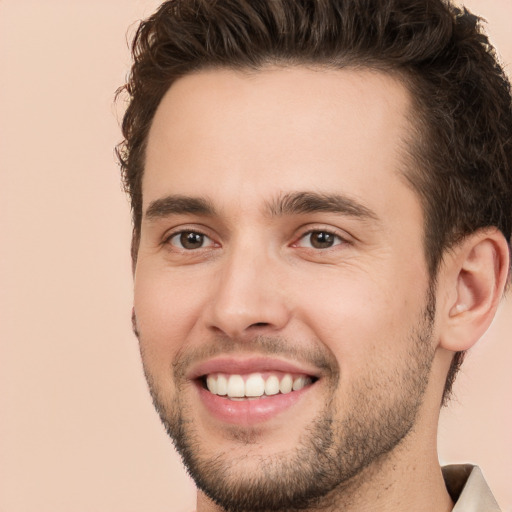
[206,231,290,338]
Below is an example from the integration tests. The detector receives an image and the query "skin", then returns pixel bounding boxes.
[133,67,509,511]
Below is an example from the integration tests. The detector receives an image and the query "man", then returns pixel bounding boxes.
[116,0,512,510]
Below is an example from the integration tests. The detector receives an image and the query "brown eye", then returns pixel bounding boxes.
[180,232,204,249]
[310,232,336,248]
[168,231,214,250]
[296,230,342,249]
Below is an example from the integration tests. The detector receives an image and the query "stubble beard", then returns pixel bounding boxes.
[139,295,436,512]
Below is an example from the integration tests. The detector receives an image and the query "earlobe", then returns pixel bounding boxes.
[440,228,509,352]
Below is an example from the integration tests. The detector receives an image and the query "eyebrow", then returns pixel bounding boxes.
[143,191,379,223]
[144,195,216,220]
[267,191,379,221]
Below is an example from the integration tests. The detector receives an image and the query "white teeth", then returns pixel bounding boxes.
[264,375,280,396]
[245,373,265,397]
[205,372,314,398]
[227,375,245,397]
[216,374,228,396]
[293,376,308,391]
[206,375,217,395]
[279,374,293,394]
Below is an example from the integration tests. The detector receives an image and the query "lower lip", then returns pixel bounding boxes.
[197,383,313,426]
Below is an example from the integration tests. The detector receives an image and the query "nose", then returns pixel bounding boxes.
[204,239,292,340]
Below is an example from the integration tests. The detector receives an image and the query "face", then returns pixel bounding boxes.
[135,67,437,511]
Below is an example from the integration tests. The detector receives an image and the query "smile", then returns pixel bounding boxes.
[204,372,314,400]
[190,358,321,425]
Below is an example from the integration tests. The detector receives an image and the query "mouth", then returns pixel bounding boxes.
[189,357,321,425]
[201,371,317,400]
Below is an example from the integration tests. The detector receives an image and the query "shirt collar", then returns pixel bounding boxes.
[443,464,501,512]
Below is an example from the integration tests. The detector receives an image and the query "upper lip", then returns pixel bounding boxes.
[187,356,322,380]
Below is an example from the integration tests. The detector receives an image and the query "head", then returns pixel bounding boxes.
[118,0,512,402]
[117,0,512,510]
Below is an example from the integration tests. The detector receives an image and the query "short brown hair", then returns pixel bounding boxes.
[116,0,512,403]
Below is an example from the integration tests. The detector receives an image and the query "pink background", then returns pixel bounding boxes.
[0,1,510,511]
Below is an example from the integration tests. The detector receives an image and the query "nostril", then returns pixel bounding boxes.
[250,322,270,328]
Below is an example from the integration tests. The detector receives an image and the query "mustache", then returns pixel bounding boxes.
[170,334,340,381]
[132,310,339,381]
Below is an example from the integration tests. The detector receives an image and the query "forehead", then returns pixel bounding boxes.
[143,66,417,220]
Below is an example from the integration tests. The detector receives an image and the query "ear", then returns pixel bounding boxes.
[438,228,510,352]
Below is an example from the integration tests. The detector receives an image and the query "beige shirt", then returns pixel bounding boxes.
[443,465,501,511]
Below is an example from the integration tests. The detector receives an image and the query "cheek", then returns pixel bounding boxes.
[295,268,426,376]
[133,265,208,364]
